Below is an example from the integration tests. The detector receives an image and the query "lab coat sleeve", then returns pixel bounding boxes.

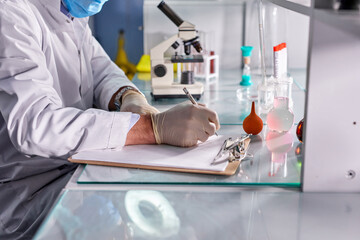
[88,26,139,110]
[0,2,132,158]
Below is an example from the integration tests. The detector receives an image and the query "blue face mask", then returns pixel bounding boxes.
[63,0,109,18]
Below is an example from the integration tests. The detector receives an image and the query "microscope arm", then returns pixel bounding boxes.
[150,1,204,98]
[150,34,179,61]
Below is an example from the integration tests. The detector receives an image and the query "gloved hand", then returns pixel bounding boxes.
[120,91,160,115]
[151,101,220,147]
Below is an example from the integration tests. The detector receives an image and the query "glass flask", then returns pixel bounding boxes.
[267,96,294,132]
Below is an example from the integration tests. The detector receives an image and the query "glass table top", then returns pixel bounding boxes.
[77,126,302,186]
[76,69,306,186]
[34,189,360,240]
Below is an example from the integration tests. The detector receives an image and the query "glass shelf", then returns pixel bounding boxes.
[77,127,302,187]
[34,189,360,240]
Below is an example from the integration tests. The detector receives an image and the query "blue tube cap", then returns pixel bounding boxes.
[241,46,254,57]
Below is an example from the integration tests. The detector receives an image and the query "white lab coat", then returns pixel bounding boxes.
[0,0,139,182]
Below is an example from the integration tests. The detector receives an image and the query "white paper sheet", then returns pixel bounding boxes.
[71,135,229,172]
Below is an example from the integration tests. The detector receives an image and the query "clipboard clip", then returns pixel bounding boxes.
[212,134,252,165]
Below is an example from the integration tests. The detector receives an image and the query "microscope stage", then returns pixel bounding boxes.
[171,54,204,63]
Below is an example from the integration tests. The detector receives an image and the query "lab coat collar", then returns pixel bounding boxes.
[29,0,89,30]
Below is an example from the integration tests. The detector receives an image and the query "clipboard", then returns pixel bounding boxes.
[68,138,250,176]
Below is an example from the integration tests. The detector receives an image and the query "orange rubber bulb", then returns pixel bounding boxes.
[243,101,263,135]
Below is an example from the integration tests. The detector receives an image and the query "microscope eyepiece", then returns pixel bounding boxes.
[158,1,184,27]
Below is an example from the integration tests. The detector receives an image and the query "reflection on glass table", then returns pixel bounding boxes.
[34,189,360,240]
[77,127,302,187]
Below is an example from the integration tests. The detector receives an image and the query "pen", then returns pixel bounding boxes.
[183,87,218,136]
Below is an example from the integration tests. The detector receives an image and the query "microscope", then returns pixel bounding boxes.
[150,1,204,100]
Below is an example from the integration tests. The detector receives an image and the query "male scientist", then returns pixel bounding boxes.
[0,0,219,238]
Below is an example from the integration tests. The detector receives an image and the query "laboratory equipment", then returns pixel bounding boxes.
[194,51,219,83]
[257,78,275,119]
[257,0,288,120]
[240,46,254,86]
[259,42,293,119]
[263,41,294,129]
[212,135,252,164]
[193,31,219,83]
[266,42,294,132]
[273,42,293,108]
[243,101,263,135]
[257,0,275,119]
[296,118,304,143]
[275,76,293,110]
[273,43,287,79]
[237,46,258,102]
[150,1,204,100]
[267,95,294,132]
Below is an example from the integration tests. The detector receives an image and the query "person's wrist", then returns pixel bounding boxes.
[125,114,156,145]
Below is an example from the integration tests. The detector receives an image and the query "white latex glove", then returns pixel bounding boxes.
[120,91,160,115]
[151,101,220,147]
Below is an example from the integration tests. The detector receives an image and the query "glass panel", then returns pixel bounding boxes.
[34,189,360,240]
[78,126,303,186]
